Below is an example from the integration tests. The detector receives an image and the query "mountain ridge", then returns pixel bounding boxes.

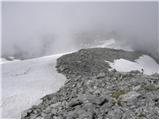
[21,48,159,119]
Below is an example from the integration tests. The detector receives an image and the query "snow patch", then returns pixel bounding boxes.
[96,38,116,47]
[0,57,21,64]
[1,52,70,118]
[96,38,134,51]
[105,55,158,75]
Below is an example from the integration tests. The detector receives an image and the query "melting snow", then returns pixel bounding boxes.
[105,55,158,75]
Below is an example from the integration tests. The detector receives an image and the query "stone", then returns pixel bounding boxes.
[44,106,51,114]
[21,111,29,118]
[90,96,108,105]
[51,109,57,114]
[21,109,32,118]
[119,91,141,102]
[132,85,141,91]
[50,102,61,108]
[96,72,106,79]
[107,107,123,119]
[68,99,83,107]
[67,111,79,119]
[30,114,39,119]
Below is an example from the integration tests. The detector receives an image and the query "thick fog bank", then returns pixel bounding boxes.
[2,2,158,61]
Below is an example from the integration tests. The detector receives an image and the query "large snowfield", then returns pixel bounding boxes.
[0,53,69,118]
[0,40,159,118]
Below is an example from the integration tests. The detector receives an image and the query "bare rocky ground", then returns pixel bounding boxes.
[21,48,159,119]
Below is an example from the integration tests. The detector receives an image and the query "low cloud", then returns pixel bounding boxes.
[2,2,158,60]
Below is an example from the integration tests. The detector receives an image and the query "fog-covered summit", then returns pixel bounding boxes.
[2,2,158,60]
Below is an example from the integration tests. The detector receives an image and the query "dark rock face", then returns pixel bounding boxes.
[21,48,159,119]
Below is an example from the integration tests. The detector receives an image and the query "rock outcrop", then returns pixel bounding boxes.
[21,48,159,119]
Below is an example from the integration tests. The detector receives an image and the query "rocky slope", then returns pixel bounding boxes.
[21,48,159,119]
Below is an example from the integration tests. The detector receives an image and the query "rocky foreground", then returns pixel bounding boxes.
[21,48,159,119]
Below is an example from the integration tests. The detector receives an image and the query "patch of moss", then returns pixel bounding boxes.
[111,98,117,106]
[117,100,122,106]
[111,98,124,106]
[111,89,126,99]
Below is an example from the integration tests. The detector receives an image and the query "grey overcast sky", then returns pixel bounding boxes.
[2,1,159,59]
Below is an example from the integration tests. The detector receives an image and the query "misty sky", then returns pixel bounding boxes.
[2,1,159,59]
